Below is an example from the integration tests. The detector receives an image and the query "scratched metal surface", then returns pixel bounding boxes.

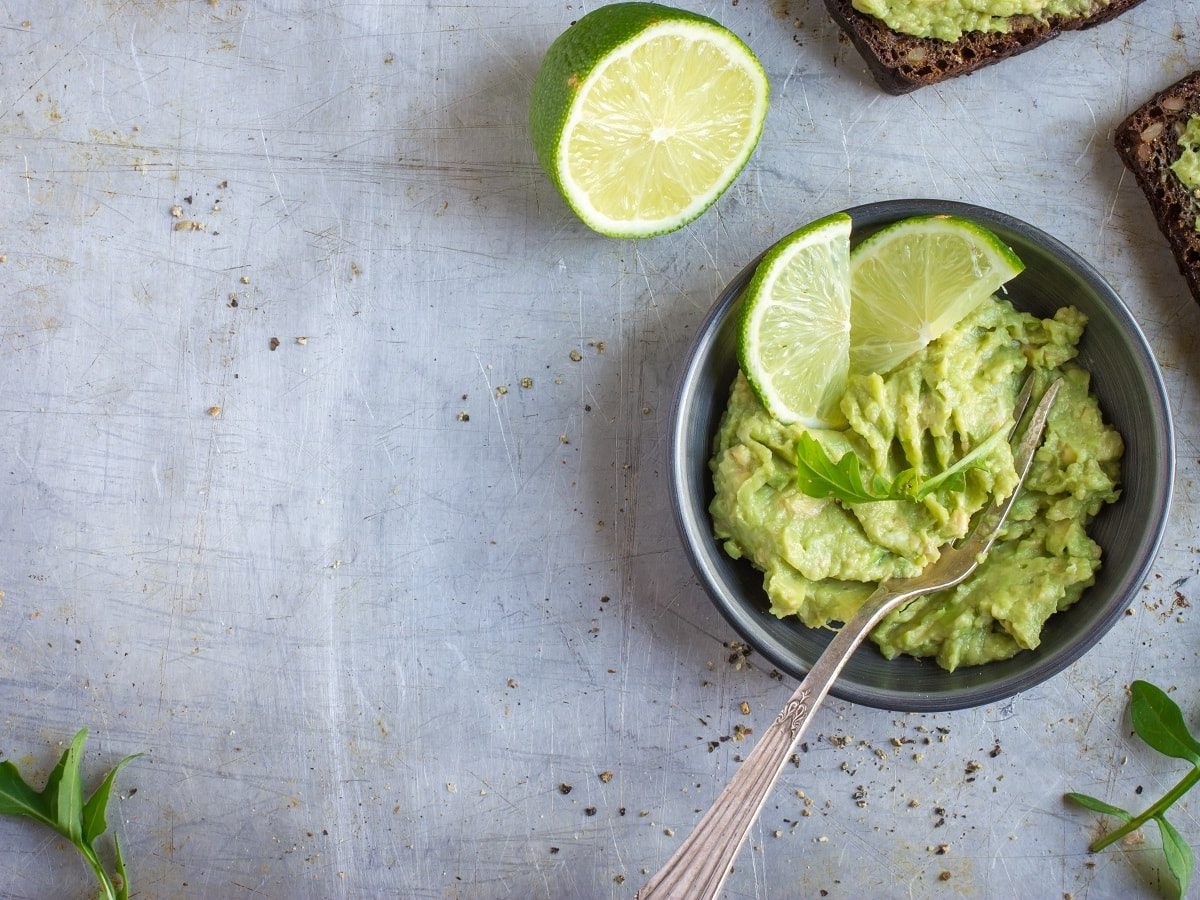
[0,1,1197,897]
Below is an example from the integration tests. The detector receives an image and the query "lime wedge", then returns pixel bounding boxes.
[530,3,769,238]
[849,215,1025,376]
[738,213,853,428]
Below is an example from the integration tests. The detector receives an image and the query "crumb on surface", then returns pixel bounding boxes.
[207,405,221,417]
[269,337,280,351]
[725,641,752,670]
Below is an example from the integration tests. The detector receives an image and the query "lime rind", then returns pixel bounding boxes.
[739,213,853,428]
[848,215,1024,376]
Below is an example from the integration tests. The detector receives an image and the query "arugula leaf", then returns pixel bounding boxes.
[0,760,58,827]
[1066,681,1200,899]
[1064,792,1132,821]
[0,728,140,900]
[44,728,87,844]
[1131,680,1200,765]
[83,753,141,846]
[794,433,893,504]
[909,427,1008,500]
[793,427,1006,506]
[114,832,130,900]
[1157,814,1193,900]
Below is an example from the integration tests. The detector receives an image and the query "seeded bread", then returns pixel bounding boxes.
[824,0,1148,95]
[1115,71,1200,305]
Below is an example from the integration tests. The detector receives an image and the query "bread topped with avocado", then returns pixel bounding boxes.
[1116,70,1200,305]
[825,0,1149,95]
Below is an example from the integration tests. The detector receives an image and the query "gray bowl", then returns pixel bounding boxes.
[670,199,1175,712]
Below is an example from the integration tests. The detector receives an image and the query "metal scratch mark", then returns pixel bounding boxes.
[258,126,290,215]
[475,353,520,493]
[128,21,153,111]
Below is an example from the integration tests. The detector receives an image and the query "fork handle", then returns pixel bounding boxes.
[636,584,920,900]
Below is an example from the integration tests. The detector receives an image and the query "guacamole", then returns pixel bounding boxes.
[1170,115,1200,232]
[852,0,1104,42]
[710,298,1123,671]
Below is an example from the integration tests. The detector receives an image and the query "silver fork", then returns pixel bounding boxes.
[638,376,1061,900]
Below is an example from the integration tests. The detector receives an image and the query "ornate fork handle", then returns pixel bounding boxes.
[636,583,919,900]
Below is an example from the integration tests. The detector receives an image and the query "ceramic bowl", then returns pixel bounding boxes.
[669,199,1175,712]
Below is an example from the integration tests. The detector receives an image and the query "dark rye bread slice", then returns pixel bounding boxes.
[824,0,1148,95]
[1115,70,1200,305]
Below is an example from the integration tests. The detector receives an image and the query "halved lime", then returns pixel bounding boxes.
[738,213,853,428]
[530,2,769,238]
[849,215,1025,376]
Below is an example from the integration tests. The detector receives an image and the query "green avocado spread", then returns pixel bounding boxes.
[851,0,1103,42]
[709,297,1123,671]
[1170,115,1200,232]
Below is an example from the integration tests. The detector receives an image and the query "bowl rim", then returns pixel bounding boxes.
[669,198,1176,712]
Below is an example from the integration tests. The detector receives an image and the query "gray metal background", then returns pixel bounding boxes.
[0,1,1196,897]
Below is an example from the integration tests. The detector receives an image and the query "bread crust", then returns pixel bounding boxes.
[1115,70,1200,305]
[824,0,1148,95]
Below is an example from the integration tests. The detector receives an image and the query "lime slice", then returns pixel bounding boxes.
[530,3,769,238]
[738,213,853,428]
[849,215,1025,376]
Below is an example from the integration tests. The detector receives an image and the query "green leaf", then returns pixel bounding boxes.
[1157,814,1193,900]
[793,427,1007,507]
[891,468,922,497]
[1064,792,1133,822]
[0,760,56,828]
[114,832,129,900]
[43,728,87,844]
[83,754,142,846]
[0,731,139,900]
[1131,681,1200,765]
[911,426,1007,500]
[794,433,893,505]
